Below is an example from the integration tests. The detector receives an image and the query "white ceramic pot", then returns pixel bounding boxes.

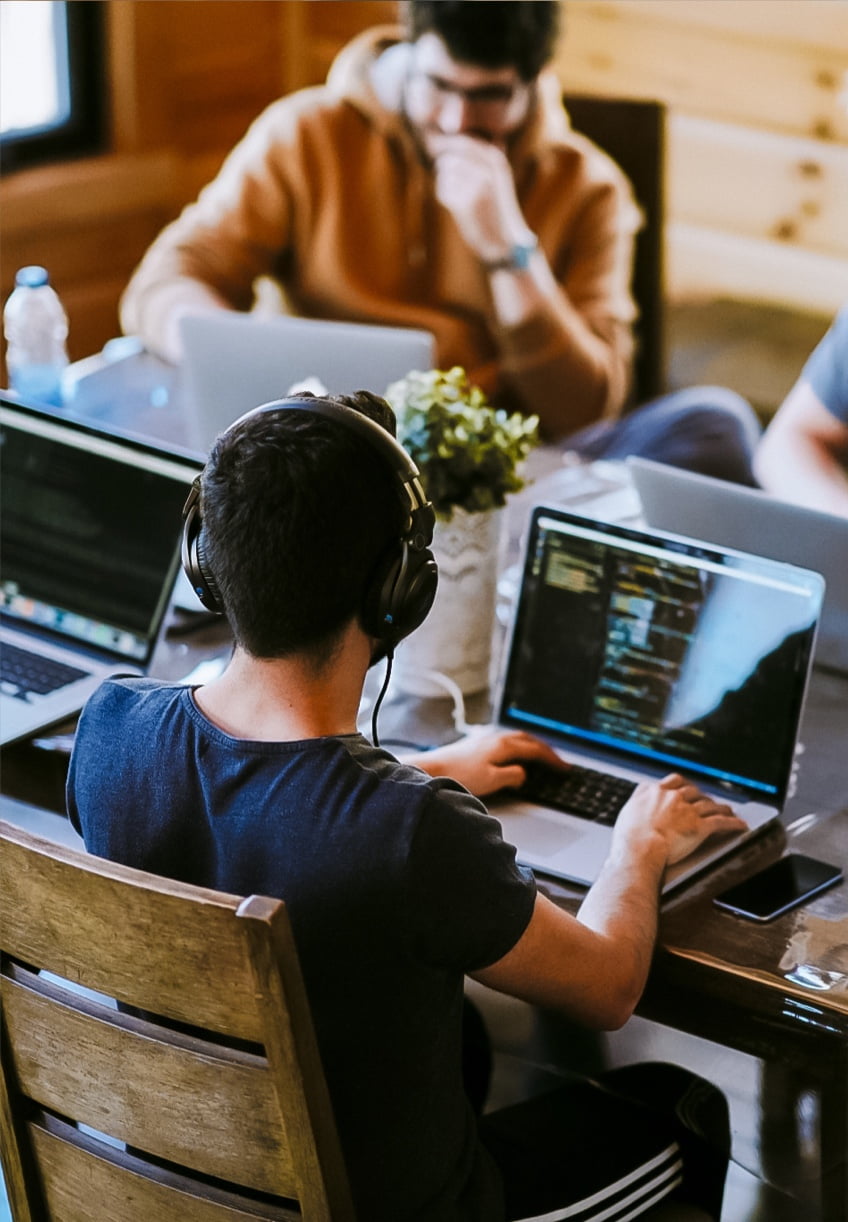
[392,506,504,697]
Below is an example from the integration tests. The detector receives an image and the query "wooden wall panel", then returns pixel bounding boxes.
[109,1,290,155]
[556,1,848,142]
[669,116,848,258]
[558,0,848,310]
[288,2,397,87]
[667,224,848,317]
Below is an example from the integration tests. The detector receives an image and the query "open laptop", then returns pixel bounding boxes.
[487,506,824,893]
[0,395,202,746]
[179,313,435,453]
[628,456,848,675]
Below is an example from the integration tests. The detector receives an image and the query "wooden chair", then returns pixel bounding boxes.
[0,819,356,1221]
[564,94,667,407]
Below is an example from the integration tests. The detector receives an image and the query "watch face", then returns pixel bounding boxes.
[487,235,538,271]
[511,240,536,269]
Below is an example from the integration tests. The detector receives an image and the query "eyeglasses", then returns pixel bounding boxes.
[407,71,527,122]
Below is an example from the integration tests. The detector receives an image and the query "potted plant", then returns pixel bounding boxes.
[383,366,539,696]
[385,365,539,520]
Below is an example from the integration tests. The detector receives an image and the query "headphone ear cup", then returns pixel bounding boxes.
[194,530,224,613]
[362,541,439,647]
[181,497,224,614]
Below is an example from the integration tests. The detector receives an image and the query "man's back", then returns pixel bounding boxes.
[68,676,536,1221]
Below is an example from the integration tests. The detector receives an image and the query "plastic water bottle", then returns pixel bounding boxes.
[3,266,69,407]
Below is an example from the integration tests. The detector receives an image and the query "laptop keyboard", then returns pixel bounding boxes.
[516,760,637,826]
[1,642,88,700]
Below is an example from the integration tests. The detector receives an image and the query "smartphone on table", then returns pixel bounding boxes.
[713,853,843,922]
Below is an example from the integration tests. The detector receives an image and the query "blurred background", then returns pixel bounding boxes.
[1,0,846,419]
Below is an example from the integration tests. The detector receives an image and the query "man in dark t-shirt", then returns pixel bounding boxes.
[68,389,744,1221]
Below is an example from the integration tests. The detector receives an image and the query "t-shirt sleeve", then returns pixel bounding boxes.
[403,786,537,973]
[801,304,848,425]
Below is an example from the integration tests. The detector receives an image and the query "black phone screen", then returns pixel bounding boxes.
[713,853,843,922]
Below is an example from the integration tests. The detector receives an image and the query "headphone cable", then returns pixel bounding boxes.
[370,649,394,748]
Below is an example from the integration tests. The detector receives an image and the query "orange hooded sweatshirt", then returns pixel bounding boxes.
[120,26,640,439]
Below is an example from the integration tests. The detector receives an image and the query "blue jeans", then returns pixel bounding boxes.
[565,386,762,486]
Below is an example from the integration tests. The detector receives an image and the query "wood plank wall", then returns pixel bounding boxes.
[1,0,845,379]
[556,0,848,315]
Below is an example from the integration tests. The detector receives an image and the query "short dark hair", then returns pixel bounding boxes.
[199,391,406,665]
[404,1,560,80]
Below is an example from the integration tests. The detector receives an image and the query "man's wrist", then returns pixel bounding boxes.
[483,233,539,272]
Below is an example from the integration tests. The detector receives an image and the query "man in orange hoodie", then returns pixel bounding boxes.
[122,1,760,478]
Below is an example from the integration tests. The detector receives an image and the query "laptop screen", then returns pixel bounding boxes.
[1,401,201,663]
[498,509,823,804]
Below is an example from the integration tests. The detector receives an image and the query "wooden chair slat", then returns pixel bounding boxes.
[2,972,293,1195]
[30,1119,301,1222]
[0,824,265,1040]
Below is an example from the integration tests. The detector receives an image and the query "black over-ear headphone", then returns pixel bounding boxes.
[180,396,439,649]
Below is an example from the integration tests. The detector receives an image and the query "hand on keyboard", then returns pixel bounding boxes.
[614,773,747,865]
[404,727,567,798]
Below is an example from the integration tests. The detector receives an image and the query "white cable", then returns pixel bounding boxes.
[399,667,473,735]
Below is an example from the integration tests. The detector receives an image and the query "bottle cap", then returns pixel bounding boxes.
[15,266,50,288]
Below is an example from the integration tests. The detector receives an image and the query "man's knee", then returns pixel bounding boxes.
[632,386,762,484]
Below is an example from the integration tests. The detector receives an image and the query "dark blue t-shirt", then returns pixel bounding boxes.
[67,677,536,1221]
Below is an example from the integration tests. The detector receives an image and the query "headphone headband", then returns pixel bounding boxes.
[180,394,438,648]
[225,397,431,532]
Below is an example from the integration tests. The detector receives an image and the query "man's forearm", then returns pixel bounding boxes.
[489,257,631,437]
[120,277,232,363]
[575,837,667,1017]
[754,383,848,517]
[758,439,848,516]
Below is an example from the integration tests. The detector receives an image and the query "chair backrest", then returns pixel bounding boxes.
[564,93,667,406]
[0,819,356,1222]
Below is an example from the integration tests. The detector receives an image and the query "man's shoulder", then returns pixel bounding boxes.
[247,85,353,138]
[528,73,633,192]
[79,676,184,727]
[340,741,504,842]
[240,81,395,161]
[545,124,634,196]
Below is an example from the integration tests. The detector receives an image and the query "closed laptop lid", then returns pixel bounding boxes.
[1,395,202,670]
[179,312,435,453]
[496,507,824,810]
[627,455,848,673]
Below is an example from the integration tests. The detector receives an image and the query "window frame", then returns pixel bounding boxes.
[1,1,107,175]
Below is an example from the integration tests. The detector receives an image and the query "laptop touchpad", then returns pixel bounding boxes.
[496,808,590,858]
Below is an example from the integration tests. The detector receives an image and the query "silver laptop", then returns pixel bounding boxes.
[179,312,435,453]
[628,456,848,674]
[0,396,202,746]
[488,506,824,893]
